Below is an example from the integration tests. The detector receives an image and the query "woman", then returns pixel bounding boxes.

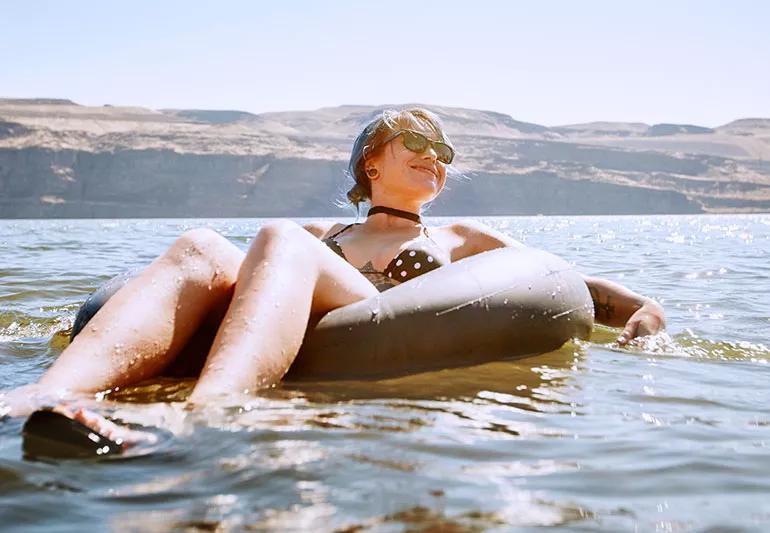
[2,108,665,426]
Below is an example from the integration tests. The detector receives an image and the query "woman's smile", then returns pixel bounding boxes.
[410,163,438,179]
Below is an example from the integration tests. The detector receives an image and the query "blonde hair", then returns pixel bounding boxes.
[346,108,453,210]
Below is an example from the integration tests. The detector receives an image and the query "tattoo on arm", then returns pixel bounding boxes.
[589,287,615,321]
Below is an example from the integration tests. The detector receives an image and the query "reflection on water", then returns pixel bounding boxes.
[1,215,770,531]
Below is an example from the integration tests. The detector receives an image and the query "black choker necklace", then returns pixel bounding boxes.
[367,206,422,224]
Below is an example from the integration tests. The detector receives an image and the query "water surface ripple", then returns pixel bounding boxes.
[1,215,769,531]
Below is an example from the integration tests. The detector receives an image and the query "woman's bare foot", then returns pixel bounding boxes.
[3,385,156,447]
[1,384,68,418]
[54,405,158,447]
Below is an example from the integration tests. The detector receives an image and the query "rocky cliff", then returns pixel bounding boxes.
[1,99,768,217]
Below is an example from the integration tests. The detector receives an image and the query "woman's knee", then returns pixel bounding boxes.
[257,220,305,240]
[165,228,242,277]
[249,220,311,255]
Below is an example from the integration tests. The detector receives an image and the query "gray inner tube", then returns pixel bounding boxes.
[71,247,594,381]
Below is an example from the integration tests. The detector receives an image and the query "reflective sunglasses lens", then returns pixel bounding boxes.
[401,131,429,153]
[434,143,454,164]
[401,131,454,164]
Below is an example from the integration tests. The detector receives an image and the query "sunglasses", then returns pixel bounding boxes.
[381,129,455,165]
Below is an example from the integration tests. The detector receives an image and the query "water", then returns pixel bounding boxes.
[1,215,769,532]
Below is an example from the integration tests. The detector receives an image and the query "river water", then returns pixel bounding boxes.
[1,215,769,532]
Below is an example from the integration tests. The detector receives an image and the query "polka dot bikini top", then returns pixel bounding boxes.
[323,223,448,292]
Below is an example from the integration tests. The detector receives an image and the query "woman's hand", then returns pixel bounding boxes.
[582,276,666,345]
[617,299,666,345]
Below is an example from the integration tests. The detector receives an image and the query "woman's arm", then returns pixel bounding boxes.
[303,221,340,239]
[451,219,666,344]
[583,275,665,345]
[447,219,525,258]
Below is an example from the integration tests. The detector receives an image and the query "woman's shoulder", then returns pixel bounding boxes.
[302,221,351,240]
[435,218,526,256]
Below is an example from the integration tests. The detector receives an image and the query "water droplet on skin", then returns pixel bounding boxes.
[206,363,224,373]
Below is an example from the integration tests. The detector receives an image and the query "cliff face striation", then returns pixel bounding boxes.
[1,99,769,217]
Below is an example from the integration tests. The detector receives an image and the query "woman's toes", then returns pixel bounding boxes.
[72,408,103,432]
[49,405,158,447]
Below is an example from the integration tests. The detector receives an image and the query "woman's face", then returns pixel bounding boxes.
[367,129,448,204]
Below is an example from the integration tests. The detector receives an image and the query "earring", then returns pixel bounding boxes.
[366,168,378,178]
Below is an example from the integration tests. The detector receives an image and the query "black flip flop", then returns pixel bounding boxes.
[22,409,123,459]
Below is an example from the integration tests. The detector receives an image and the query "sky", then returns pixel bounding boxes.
[1,0,768,127]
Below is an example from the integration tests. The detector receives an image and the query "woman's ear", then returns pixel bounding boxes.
[365,153,382,181]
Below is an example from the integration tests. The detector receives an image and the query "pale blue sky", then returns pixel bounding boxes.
[1,0,768,126]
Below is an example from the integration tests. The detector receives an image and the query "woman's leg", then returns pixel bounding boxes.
[189,220,378,401]
[37,228,244,393]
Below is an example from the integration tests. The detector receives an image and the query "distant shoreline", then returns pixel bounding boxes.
[2,99,769,217]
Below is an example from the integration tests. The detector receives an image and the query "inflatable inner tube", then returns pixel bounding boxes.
[71,247,594,381]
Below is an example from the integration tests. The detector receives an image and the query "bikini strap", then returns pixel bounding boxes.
[421,225,440,247]
[324,223,356,241]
